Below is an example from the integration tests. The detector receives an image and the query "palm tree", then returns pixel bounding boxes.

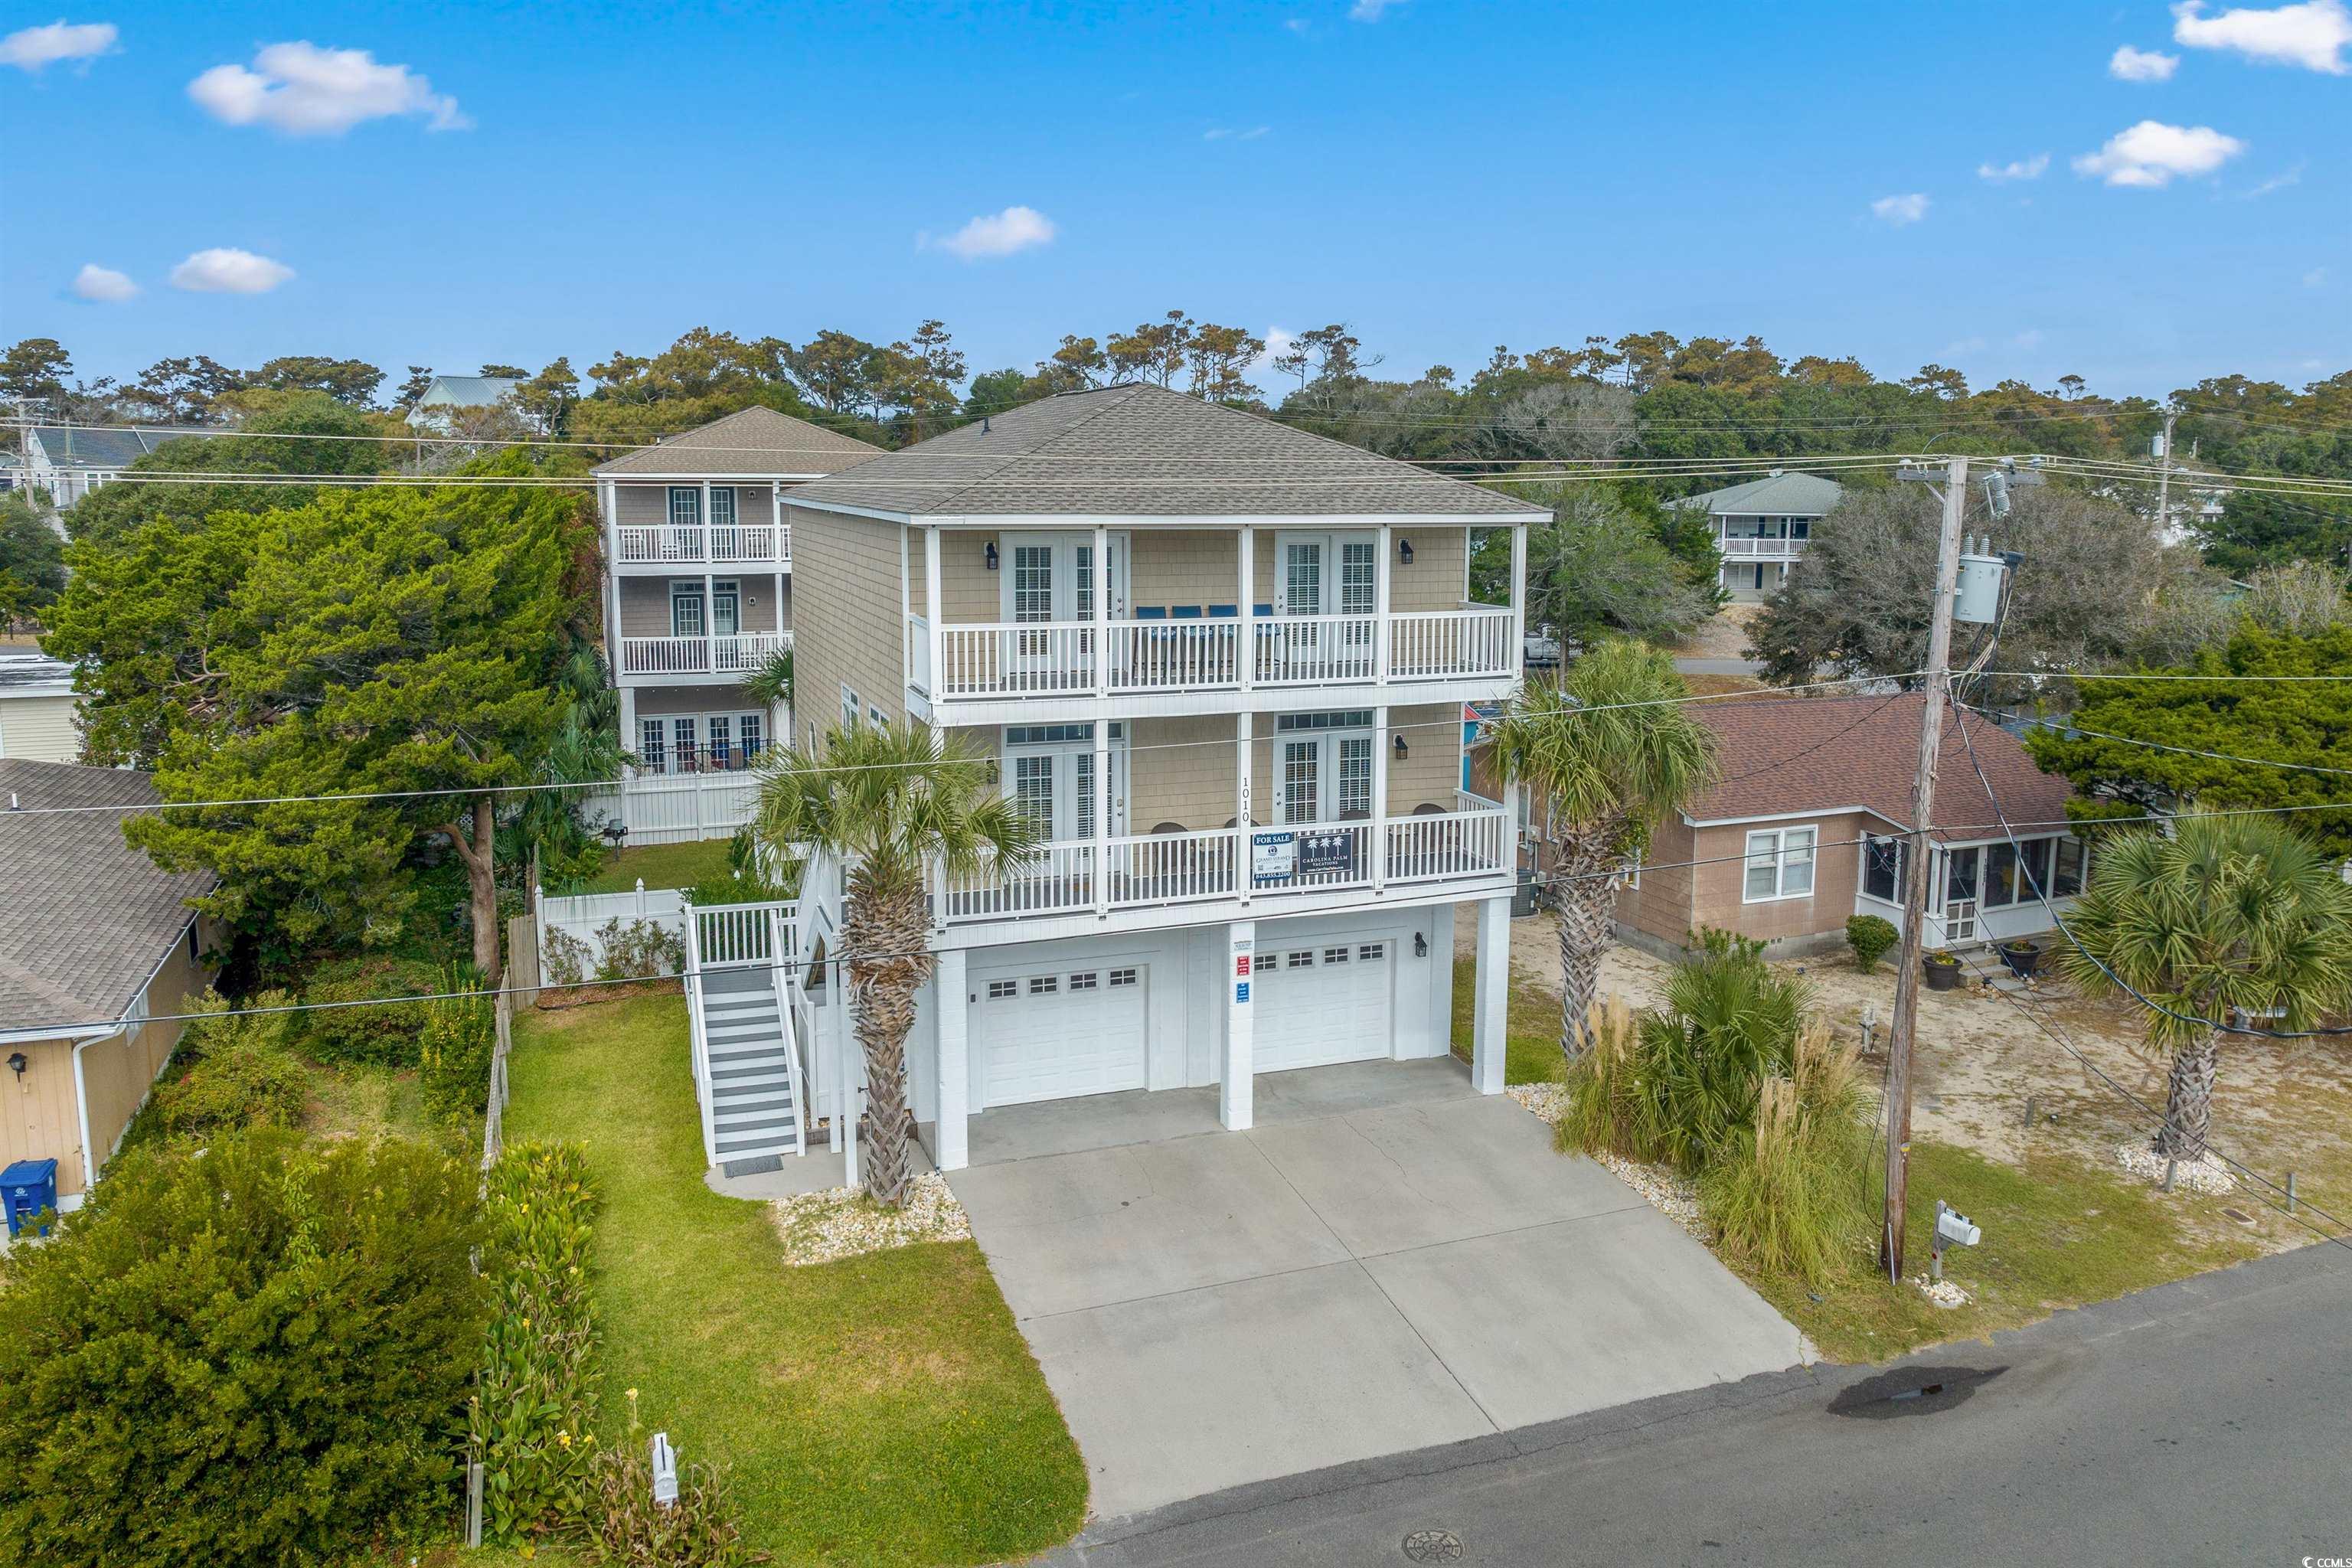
[2059,814,2352,1163]
[1488,638,1717,1063]
[753,720,1037,1205]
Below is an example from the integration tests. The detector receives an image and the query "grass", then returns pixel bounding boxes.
[505,995,1088,1566]
[1449,953,1566,1087]
[1738,1140,2263,1363]
[568,838,733,895]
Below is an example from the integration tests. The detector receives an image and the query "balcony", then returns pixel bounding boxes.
[615,524,790,567]
[933,806,1513,928]
[1718,535,1808,559]
[618,630,792,680]
[910,606,1514,711]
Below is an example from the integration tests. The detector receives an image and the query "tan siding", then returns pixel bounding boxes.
[1615,815,1700,948]
[942,533,999,624]
[611,481,793,531]
[1688,813,1864,942]
[634,685,762,718]
[617,576,782,638]
[1129,714,1244,830]
[788,505,905,743]
[1,1037,81,1197]
[1130,531,1248,612]
[0,694,81,763]
[1391,527,1470,612]
[1386,702,1460,813]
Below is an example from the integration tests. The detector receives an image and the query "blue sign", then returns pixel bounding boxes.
[1235,981,1250,1004]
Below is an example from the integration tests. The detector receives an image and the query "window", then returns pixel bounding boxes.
[710,580,740,637]
[1287,950,1312,969]
[840,684,861,727]
[708,486,737,528]
[1013,754,1055,827]
[1743,826,1818,901]
[1322,946,1351,965]
[667,486,701,529]
[1070,971,1099,991]
[639,717,668,775]
[1984,838,2055,910]
[1864,836,1907,903]
[1339,540,1377,616]
[671,583,706,638]
[1276,711,1376,733]
[1253,953,1276,972]
[1013,544,1054,623]
[1029,975,1058,996]
[707,715,733,768]
[671,717,700,770]
[2053,837,2089,898]
[1109,967,1138,987]
[1338,736,1372,818]
[1944,846,1981,906]
[740,713,764,762]
[1359,942,1386,962]
[1281,740,1321,825]
[987,979,1018,1001]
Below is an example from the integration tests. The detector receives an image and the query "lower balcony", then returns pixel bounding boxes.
[619,631,792,679]
[1717,535,1808,558]
[933,807,1513,928]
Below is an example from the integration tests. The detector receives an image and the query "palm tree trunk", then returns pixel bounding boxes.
[2153,1027,2221,1161]
[1551,834,1620,1063]
[844,871,935,1207]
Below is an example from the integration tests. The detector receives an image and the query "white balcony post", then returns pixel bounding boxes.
[1372,704,1389,893]
[1237,524,1256,692]
[1472,892,1511,1095]
[601,480,622,666]
[1221,920,1256,1131]
[924,525,944,704]
[699,479,713,559]
[1093,523,1109,698]
[934,947,969,1171]
[1093,721,1112,917]
[1375,522,1393,685]
[769,481,782,560]
[1508,523,1529,678]
[1235,710,1253,906]
[619,686,637,769]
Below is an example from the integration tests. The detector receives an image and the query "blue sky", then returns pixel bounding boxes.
[5,1,2344,400]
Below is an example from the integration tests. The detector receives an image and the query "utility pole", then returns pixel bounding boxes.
[2154,407,2177,539]
[1881,453,1968,1282]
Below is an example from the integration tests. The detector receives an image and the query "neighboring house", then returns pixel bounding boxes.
[1672,470,1842,601]
[753,381,1541,1175]
[593,406,885,844]
[0,760,220,1211]
[0,651,80,762]
[1604,694,2086,958]
[406,374,526,432]
[21,423,234,510]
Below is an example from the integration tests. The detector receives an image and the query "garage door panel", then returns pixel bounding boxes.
[1253,939,1393,1073]
[978,964,1148,1107]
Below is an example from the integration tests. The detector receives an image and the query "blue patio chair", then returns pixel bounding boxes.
[1253,603,1275,617]
[1208,603,1237,617]
[1134,605,1168,621]
[1171,604,1204,619]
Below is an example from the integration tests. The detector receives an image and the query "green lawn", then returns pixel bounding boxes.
[505,996,1087,1566]
[568,838,733,895]
[1449,953,1566,1087]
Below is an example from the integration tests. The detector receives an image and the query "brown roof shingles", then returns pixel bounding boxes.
[1685,694,2074,842]
[592,405,886,478]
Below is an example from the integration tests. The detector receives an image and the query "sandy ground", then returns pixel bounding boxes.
[1465,910,2352,1256]
[1673,605,1764,662]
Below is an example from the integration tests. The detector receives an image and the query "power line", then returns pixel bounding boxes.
[2007,714,2352,779]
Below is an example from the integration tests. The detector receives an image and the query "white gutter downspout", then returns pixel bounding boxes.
[65,917,197,1197]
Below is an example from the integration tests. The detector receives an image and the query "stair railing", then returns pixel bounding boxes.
[766,902,806,1158]
[682,900,719,1168]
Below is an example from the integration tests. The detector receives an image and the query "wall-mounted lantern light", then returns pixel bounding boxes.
[1393,734,1409,760]
[1413,933,1429,959]
[984,541,1000,571]
[1398,539,1416,565]
[6,1052,24,1081]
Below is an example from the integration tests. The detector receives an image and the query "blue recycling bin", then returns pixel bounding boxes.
[2,1158,58,1239]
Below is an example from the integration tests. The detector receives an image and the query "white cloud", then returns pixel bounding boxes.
[2071,119,2246,185]
[1870,192,1929,225]
[1350,0,1402,18]
[1253,328,1298,377]
[1977,153,2050,181]
[1284,17,1312,33]
[2109,44,2181,79]
[2306,266,2329,286]
[1,18,116,71]
[72,263,136,302]
[2173,0,2351,71]
[1204,126,1270,140]
[169,247,294,294]
[188,41,469,136]
[2243,160,2306,196]
[928,205,1057,261]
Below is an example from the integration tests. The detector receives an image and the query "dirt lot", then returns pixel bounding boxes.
[1467,911,2352,1258]
[1673,604,1765,662]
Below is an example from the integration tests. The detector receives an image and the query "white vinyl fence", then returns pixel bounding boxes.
[536,881,688,983]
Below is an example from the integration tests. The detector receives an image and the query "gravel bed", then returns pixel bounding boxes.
[1911,1275,1973,1309]
[1505,1083,1708,1240]
[771,1171,972,1266]
[2112,1144,2236,1195]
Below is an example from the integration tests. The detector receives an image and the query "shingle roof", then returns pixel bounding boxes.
[0,651,74,696]
[593,405,887,477]
[0,760,214,1031]
[416,375,522,410]
[1684,694,2074,843]
[1673,471,1844,518]
[786,384,1551,520]
[28,424,234,471]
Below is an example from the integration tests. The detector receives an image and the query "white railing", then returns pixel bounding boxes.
[616,524,789,565]
[1108,620,1243,690]
[933,808,1511,925]
[683,909,718,1166]
[1719,535,1809,557]
[1253,615,1377,685]
[936,622,1099,697]
[693,898,799,970]
[906,614,931,694]
[1387,607,1514,680]
[619,630,791,677]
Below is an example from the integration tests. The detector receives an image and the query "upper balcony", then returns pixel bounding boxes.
[1717,532,1808,560]
[618,630,792,680]
[616,523,790,569]
[604,480,795,574]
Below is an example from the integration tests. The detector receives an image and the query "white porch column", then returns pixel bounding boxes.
[1508,523,1529,678]
[1093,522,1110,698]
[924,524,944,702]
[702,570,715,676]
[1093,720,1112,916]
[699,479,713,554]
[1221,920,1256,1130]
[601,480,622,674]
[1237,524,1256,691]
[1235,710,1253,905]
[934,947,969,1171]
[1472,893,1511,1095]
[769,480,782,559]
[1375,521,1393,685]
[1371,704,1389,892]
[773,570,786,634]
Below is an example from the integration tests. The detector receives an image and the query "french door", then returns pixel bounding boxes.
[1274,532,1377,678]
[1005,728,1129,842]
[1001,534,1130,684]
[1274,731,1374,824]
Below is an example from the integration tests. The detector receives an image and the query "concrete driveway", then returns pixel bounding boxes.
[946,1058,1807,1521]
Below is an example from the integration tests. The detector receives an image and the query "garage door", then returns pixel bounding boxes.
[1252,939,1393,1073]
[976,962,1148,1107]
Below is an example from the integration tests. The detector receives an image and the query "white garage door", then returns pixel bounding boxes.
[1252,939,1394,1074]
[975,962,1148,1107]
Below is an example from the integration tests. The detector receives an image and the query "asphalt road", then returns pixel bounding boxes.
[1040,1243,2352,1568]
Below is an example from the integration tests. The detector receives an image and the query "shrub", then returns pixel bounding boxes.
[595,917,684,980]
[544,924,593,987]
[145,990,312,1137]
[474,1142,603,1546]
[1698,1027,1875,1286]
[299,955,441,1067]
[1845,914,1899,972]
[419,972,496,1122]
[573,1394,766,1568]
[0,1132,485,1568]
[1630,942,1811,1172]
